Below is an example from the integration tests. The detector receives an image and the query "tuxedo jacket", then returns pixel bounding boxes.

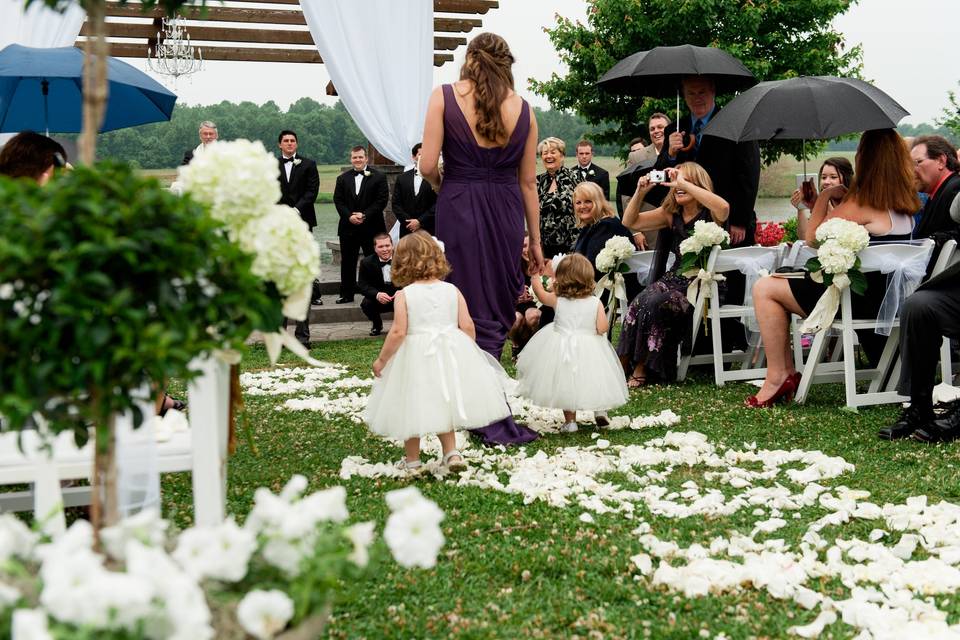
[573,163,610,201]
[333,167,389,238]
[391,169,437,235]
[357,253,397,300]
[278,155,320,229]
[656,105,761,233]
[181,149,194,166]
[915,173,960,240]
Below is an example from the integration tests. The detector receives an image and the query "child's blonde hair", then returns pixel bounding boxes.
[391,231,451,287]
[553,253,595,299]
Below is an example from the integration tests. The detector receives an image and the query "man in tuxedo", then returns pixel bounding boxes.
[277,129,321,348]
[656,76,761,247]
[911,135,960,239]
[392,143,437,236]
[574,140,610,200]
[333,146,389,303]
[881,203,960,443]
[181,120,218,165]
[358,233,397,336]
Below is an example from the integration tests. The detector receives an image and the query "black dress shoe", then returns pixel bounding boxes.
[297,340,311,351]
[369,326,383,337]
[335,297,354,304]
[878,405,934,440]
[914,403,960,443]
[312,297,323,306]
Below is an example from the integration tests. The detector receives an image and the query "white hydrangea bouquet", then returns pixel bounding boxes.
[593,236,635,323]
[800,218,870,333]
[678,221,730,322]
[177,140,321,363]
[0,479,444,640]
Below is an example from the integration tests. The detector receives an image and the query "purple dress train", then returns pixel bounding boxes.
[435,84,538,445]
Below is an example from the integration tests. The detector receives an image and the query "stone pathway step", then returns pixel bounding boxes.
[308,300,393,324]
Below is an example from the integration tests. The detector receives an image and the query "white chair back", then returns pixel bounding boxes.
[785,240,817,268]
[625,250,675,285]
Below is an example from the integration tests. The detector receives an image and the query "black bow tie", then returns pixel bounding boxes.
[282,157,295,164]
[380,259,391,266]
[353,169,366,176]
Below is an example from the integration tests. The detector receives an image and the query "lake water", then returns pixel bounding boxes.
[756,196,800,223]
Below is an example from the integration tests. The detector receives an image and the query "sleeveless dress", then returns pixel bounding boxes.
[516,296,629,411]
[364,282,511,439]
[435,83,538,445]
[617,208,714,382]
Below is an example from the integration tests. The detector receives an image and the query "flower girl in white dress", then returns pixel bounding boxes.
[516,253,629,432]
[365,232,511,473]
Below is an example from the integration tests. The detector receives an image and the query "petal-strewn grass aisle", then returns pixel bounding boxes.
[162,341,960,639]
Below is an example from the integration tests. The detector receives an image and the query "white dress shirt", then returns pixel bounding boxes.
[413,173,423,196]
[283,155,295,181]
[354,166,366,195]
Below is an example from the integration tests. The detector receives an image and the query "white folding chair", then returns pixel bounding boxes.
[795,240,935,409]
[624,249,674,287]
[677,245,784,385]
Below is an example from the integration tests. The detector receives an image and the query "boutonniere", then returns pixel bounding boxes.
[588,169,595,176]
[293,158,302,166]
[363,170,371,177]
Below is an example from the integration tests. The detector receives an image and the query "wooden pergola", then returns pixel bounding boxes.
[77,0,499,67]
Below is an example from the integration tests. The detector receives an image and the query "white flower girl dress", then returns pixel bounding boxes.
[365,281,511,439]
[516,296,628,410]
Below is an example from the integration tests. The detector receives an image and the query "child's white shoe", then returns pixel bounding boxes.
[594,411,610,427]
[442,449,467,472]
[561,421,579,433]
[397,459,424,476]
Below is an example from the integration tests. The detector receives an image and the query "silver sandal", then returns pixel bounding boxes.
[397,459,424,476]
[442,449,466,472]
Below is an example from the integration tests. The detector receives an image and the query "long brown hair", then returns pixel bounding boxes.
[459,32,515,145]
[846,129,921,214]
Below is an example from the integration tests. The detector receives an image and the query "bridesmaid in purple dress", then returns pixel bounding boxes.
[419,33,543,445]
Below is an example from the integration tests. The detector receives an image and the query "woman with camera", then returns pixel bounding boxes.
[616,162,729,387]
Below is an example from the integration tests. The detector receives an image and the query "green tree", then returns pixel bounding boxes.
[939,82,960,140]
[530,0,862,164]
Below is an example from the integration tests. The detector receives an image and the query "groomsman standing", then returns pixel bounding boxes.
[357,233,397,336]
[392,143,437,236]
[181,120,218,165]
[333,146,388,303]
[277,129,321,348]
[574,140,610,200]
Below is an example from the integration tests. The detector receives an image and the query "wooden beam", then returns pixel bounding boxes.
[433,0,498,14]
[85,22,468,51]
[103,2,308,25]
[434,17,482,33]
[100,41,454,66]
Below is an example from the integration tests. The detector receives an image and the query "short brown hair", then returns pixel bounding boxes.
[572,181,616,228]
[553,253,595,299]
[351,145,366,155]
[848,129,921,214]
[649,112,671,125]
[576,139,593,151]
[912,135,960,172]
[373,232,391,243]
[391,231,451,287]
[0,131,67,181]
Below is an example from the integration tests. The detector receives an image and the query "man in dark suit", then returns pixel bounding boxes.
[881,201,960,443]
[656,76,761,247]
[358,233,397,336]
[911,135,960,239]
[181,120,218,165]
[574,140,610,201]
[333,146,389,303]
[277,129,321,348]
[392,143,437,236]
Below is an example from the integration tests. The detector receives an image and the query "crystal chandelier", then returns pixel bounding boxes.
[147,15,203,85]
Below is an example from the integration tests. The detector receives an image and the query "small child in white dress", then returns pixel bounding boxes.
[516,253,629,433]
[365,232,511,473]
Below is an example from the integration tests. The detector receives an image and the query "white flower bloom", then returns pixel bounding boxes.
[0,583,20,609]
[345,521,376,567]
[11,608,52,640]
[237,204,320,298]
[236,589,294,640]
[0,514,37,563]
[385,486,428,512]
[173,518,256,583]
[384,499,445,569]
[595,247,616,273]
[100,508,168,561]
[299,486,349,524]
[0,283,13,300]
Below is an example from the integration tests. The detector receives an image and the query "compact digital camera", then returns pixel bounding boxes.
[648,169,666,184]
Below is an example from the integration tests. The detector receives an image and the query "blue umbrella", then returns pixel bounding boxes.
[0,44,177,135]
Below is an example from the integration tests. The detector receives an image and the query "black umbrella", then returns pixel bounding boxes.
[597,44,757,123]
[700,76,909,175]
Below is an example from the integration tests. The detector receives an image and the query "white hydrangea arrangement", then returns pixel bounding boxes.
[0,480,445,640]
[177,140,320,325]
[593,236,636,323]
[678,220,730,273]
[800,218,870,333]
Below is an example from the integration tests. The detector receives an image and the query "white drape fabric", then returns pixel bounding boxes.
[301,0,433,165]
[0,0,85,49]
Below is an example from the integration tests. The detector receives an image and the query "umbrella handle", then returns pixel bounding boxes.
[680,134,696,153]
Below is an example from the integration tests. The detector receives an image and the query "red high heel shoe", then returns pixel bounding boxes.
[744,372,801,408]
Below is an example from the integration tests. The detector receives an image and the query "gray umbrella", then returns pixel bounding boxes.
[700,76,909,175]
[597,44,757,123]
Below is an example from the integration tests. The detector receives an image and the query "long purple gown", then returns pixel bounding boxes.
[435,84,538,445]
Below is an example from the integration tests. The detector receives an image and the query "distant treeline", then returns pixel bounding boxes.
[94,98,619,169]
[827,122,958,151]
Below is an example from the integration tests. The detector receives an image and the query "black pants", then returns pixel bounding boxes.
[897,287,960,410]
[339,234,374,299]
[360,296,394,330]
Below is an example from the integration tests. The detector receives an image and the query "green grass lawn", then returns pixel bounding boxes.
[158,340,960,639]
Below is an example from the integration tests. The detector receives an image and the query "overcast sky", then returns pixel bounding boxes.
[143,0,957,125]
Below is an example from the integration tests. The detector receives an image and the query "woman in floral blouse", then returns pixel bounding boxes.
[536,137,583,258]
